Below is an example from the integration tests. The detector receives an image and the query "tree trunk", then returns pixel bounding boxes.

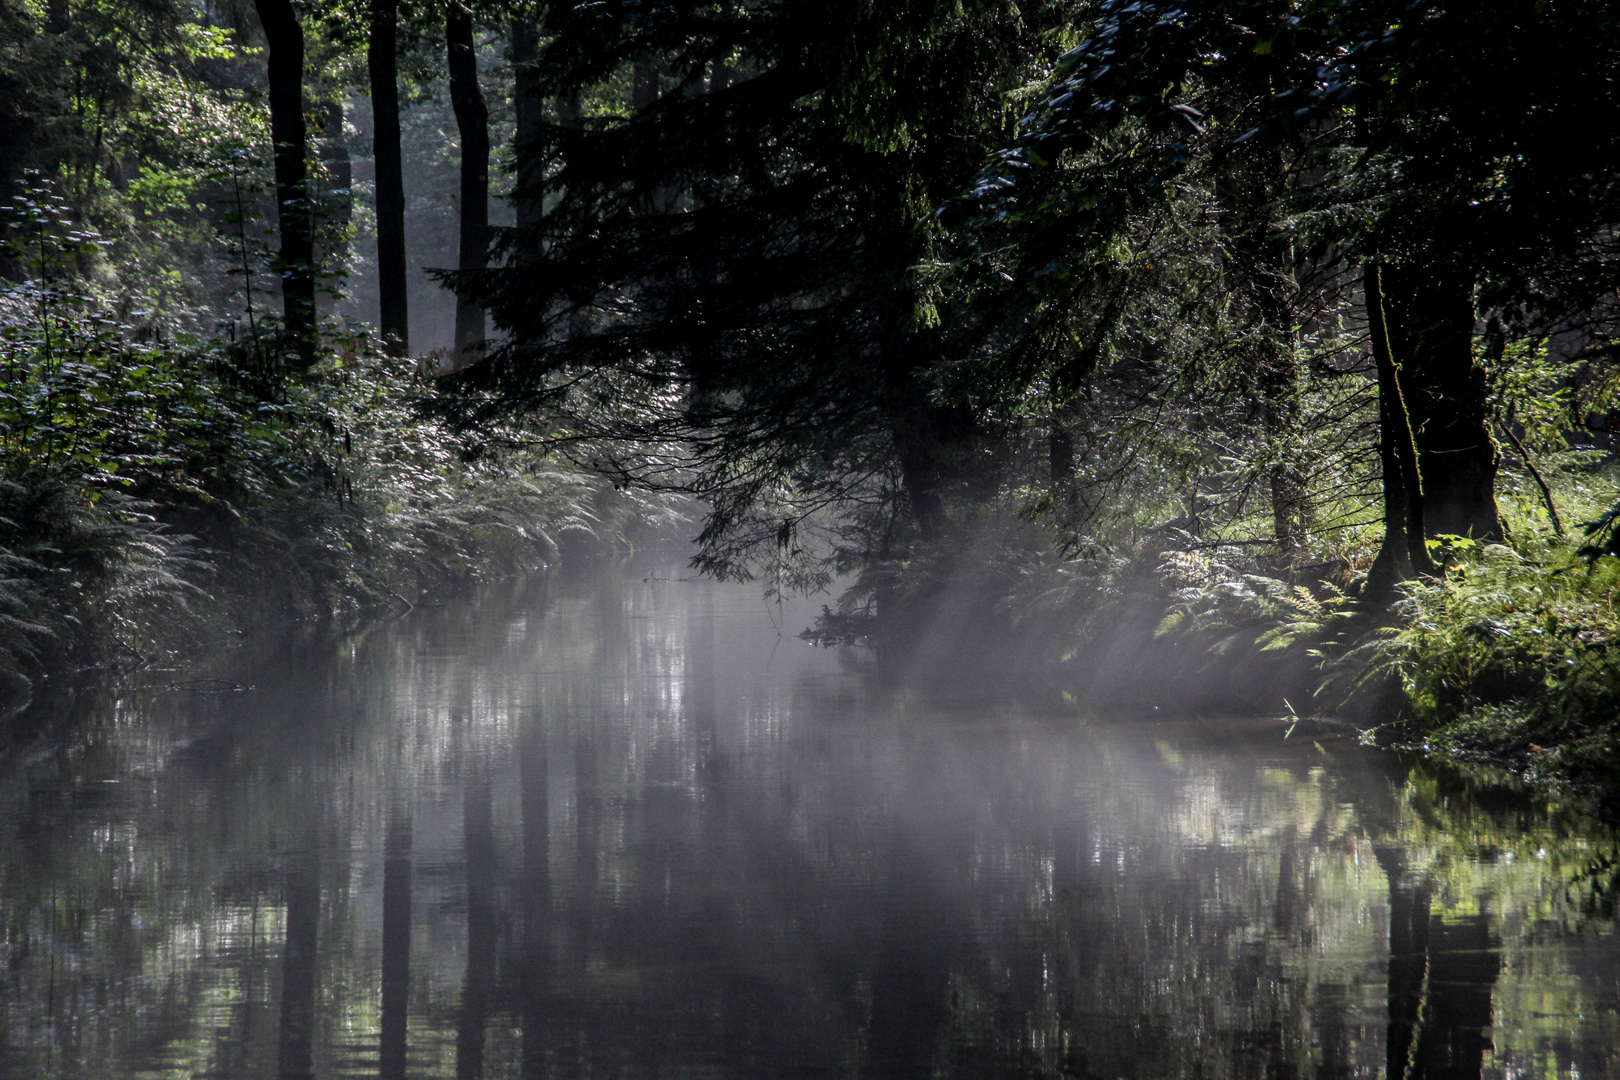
[1260,334,1306,557]
[883,333,948,540]
[255,0,317,367]
[890,406,950,540]
[1365,262,1438,596]
[318,98,352,257]
[1383,262,1503,541]
[879,314,986,543]
[633,60,684,213]
[1212,136,1307,559]
[558,90,582,127]
[710,55,732,94]
[446,3,488,369]
[633,60,660,109]
[369,0,409,355]
[511,20,544,235]
[1049,423,1075,498]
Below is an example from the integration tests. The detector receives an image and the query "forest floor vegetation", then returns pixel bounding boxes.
[807,456,1620,805]
[0,252,660,716]
[1057,462,1620,805]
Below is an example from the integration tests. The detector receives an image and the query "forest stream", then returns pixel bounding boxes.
[2,570,1618,1080]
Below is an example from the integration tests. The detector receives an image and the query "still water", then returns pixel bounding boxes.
[2,571,1619,1079]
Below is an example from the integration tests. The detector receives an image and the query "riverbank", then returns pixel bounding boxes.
[1365,534,1620,804]
[0,320,672,715]
[1067,500,1620,806]
[817,471,1620,805]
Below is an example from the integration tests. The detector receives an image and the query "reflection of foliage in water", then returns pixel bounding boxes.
[1,580,1619,1078]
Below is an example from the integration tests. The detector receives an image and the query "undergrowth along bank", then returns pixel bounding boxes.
[798,455,1620,804]
[1112,480,1620,801]
[0,192,667,709]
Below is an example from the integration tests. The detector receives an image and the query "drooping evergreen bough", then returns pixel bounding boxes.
[448,0,1075,583]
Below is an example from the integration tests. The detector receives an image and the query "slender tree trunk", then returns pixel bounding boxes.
[1259,328,1306,556]
[709,54,732,94]
[446,3,488,369]
[885,370,949,540]
[318,98,352,258]
[1383,262,1503,540]
[633,60,684,213]
[1049,423,1076,497]
[558,90,582,127]
[255,0,317,367]
[633,60,660,109]
[512,20,544,235]
[1213,137,1307,559]
[1366,262,1438,596]
[369,0,409,355]
[880,317,983,543]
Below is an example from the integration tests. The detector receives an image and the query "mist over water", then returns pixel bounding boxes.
[2,570,1618,1079]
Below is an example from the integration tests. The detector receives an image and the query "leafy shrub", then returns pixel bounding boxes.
[1374,544,1620,749]
[0,182,632,683]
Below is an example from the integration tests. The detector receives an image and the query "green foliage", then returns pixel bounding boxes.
[1142,502,1620,791]
[1,181,286,496]
[1576,498,1620,566]
[1154,547,1357,669]
[1488,340,1573,457]
[0,185,622,681]
[1386,545,1620,734]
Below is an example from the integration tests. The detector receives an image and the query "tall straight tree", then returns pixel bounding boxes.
[511,17,543,235]
[254,0,316,367]
[369,0,409,355]
[445,1,488,369]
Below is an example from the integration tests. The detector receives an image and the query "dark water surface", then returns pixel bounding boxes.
[3,572,1619,1079]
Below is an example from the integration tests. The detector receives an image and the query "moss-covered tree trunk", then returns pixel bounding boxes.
[1366,262,1438,596]
[1383,262,1503,541]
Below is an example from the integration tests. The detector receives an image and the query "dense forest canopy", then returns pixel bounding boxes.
[2,0,1620,764]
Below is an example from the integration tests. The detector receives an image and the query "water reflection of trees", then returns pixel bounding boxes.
[0,576,1618,1079]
